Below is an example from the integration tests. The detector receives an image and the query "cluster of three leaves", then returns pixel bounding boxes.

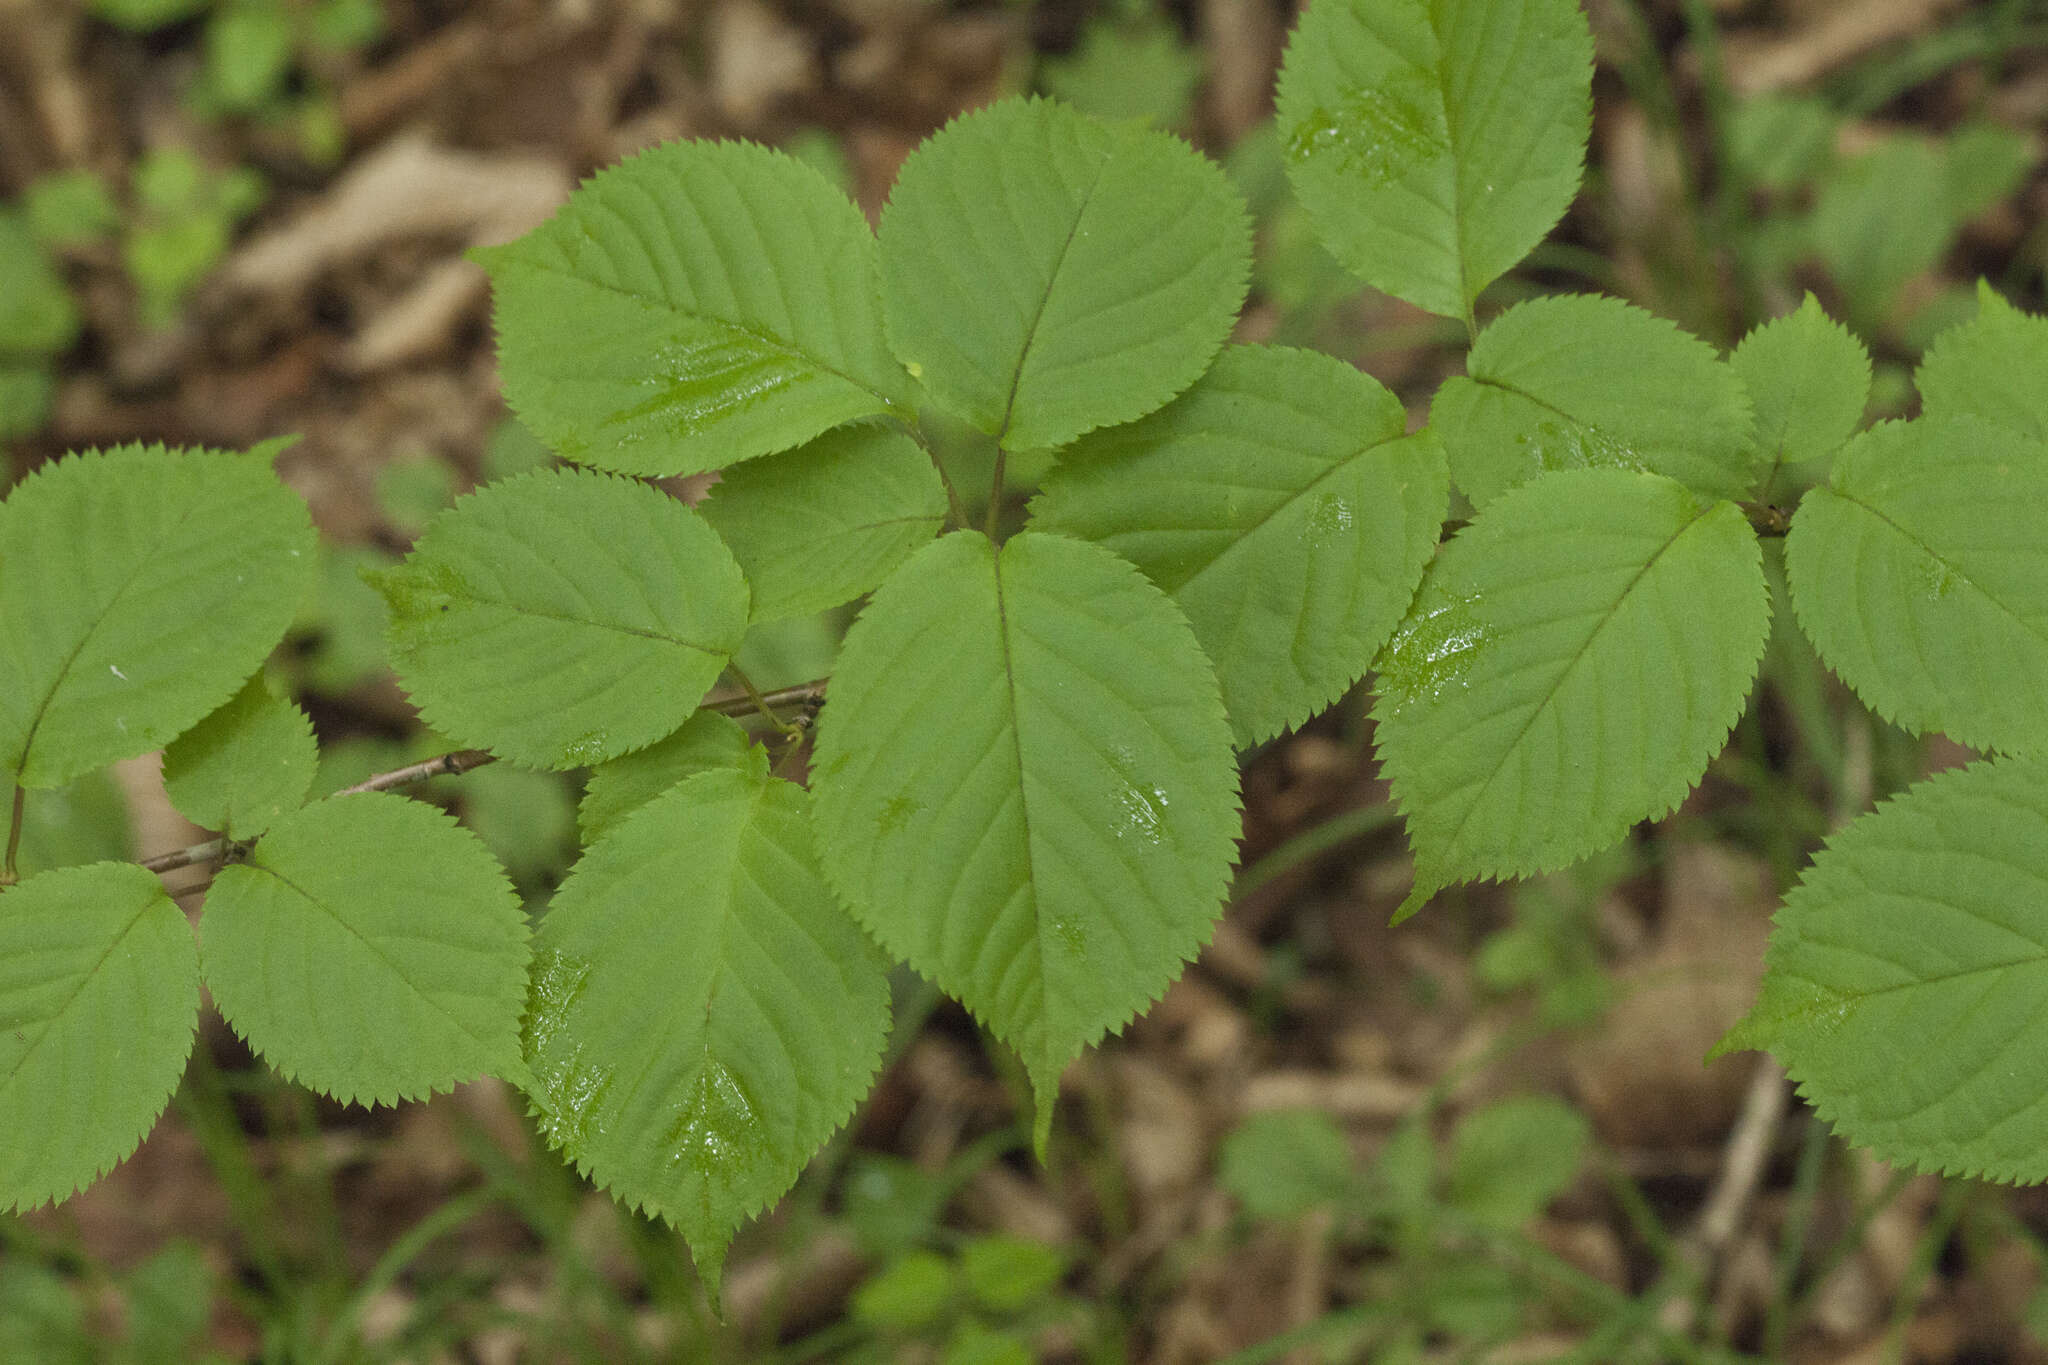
[1716,288,2048,1183]
[0,445,530,1215]
[1412,278,2048,1186]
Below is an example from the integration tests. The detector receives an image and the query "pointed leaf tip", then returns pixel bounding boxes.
[525,770,890,1279]
[1277,0,1592,320]
[1390,876,1437,926]
[879,96,1250,451]
[1372,469,1770,893]
[811,530,1239,1102]
[0,863,200,1212]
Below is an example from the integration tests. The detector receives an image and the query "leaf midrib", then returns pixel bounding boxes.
[507,259,904,416]
[1161,431,1412,595]
[1432,497,1724,866]
[988,542,1051,1065]
[240,857,510,1065]
[992,152,1111,445]
[11,484,217,781]
[1827,486,2048,651]
[412,579,732,656]
[0,888,177,1100]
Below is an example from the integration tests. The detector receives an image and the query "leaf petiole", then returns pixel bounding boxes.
[2,784,22,886]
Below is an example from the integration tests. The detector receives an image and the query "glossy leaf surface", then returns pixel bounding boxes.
[1430,295,1756,509]
[811,531,1239,1138]
[699,423,948,622]
[1373,469,1769,913]
[879,96,1250,451]
[161,675,317,839]
[0,444,316,788]
[373,468,748,770]
[476,140,911,475]
[201,793,530,1105]
[0,863,199,1211]
[1720,756,2048,1181]
[1785,416,2048,755]
[1275,0,1592,321]
[525,761,889,1290]
[1033,345,1447,746]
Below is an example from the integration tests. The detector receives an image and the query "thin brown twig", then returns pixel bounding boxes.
[132,679,830,879]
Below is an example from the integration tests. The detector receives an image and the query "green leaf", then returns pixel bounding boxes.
[1275,0,1593,322]
[1942,123,2035,220]
[960,1235,1067,1312]
[0,862,199,1212]
[699,423,948,623]
[1446,1096,1589,1229]
[298,543,393,694]
[1718,755,2048,1181]
[577,711,755,844]
[852,1251,958,1330]
[1784,416,2048,755]
[840,1153,953,1258]
[203,1,294,111]
[810,531,1239,1142]
[1373,469,1770,913]
[1037,16,1205,127]
[877,96,1250,452]
[87,0,209,29]
[1810,128,2031,323]
[1429,294,1757,509]
[23,171,119,248]
[1733,293,1871,498]
[375,455,460,538]
[452,764,578,890]
[1032,345,1447,746]
[0,366,55,441]
[372,467,749,770]
[1218,1109,1356,1220]
[1810,139,1946,322]
[1916,282,2048,442]
[524,763,889,1292]
[200,792,531,1105]
[161,675,317,839]
[474,140,910,477]
[0,444,317,789]
[13,771,131,879]
[1726,93,1838,191]
[943,1323,1035,1365]
[0,214,78,357]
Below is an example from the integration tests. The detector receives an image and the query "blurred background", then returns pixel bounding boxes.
[2,0,2047,1360]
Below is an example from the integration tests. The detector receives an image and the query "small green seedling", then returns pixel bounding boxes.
[126,146,267,329]
[5,0,2047,1312]
[92,0,384,163]
[848,1235,1073,1365]
[0,208,81,440]
[1724,92,2035,333]
[1220,1098,1593,1357]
